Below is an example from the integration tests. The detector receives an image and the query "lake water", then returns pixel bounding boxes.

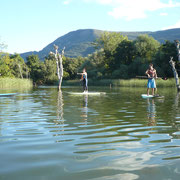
[0,86,180,180]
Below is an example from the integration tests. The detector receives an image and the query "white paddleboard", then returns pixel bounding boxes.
[68,92,106,95]
[0,93,17,97]
[141,94,164,99]
[141,94,154,98]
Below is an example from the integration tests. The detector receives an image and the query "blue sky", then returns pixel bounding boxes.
[1,0,180,54]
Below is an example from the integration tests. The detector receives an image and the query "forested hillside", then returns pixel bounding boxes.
[1,31,179,85]
[20,28,180,60]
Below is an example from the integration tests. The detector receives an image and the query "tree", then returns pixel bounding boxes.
[127,57,148,78]
[96,32,127,52]
[43,54,58,84]
[26,54,44,84]
[79,50,106,79]
[112,64,129,79]
[0,54,13,77]
[10,54,27,78]
[134,34,160,61]
[49,45,65,89]
[113,39,135,69]
[95,32,128,72]
[63,56,85,80]
[154,40,178,77]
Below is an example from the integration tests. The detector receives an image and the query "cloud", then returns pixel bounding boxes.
[160,13,168,16]
[84,0,180,20]
[162,20,180,30]
[63,0,71,5]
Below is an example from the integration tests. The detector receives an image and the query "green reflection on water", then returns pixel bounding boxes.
[1,86,180,180]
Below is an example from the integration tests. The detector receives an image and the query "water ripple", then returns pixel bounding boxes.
[1,88,180,179]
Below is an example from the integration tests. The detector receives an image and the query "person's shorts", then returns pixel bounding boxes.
[147,78,156,88]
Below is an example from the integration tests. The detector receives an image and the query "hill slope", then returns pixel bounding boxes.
[20,28,180,61]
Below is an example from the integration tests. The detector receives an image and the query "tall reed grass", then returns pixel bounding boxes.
[0,78,33,89]
[112,78,176,87]
[62,78,177,87]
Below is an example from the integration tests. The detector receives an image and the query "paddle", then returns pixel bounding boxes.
[136,76,168,80]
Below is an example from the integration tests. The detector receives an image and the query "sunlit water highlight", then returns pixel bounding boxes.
[0,87,180,180]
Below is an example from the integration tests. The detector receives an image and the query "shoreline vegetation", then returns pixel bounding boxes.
[0,77,177,90]
[62,78,177,87]
[0,78,33,89]
[0,77,176,89]
[1,33,179,87]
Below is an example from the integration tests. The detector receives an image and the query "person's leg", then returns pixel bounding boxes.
[152,79,156,96]
[147,88,149,96]
[152,88,154,96]
[147,79,151,95]
[83,80,86,92]
[85,80,88,92]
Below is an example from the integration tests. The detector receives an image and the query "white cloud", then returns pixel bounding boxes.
[162,20,180,30]
[84,0,180,20]
[63,0,71,5]
[95,0,113,4]
[160,12,168,16]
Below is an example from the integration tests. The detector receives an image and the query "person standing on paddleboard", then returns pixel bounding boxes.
[77,68,88,93]
[145,63,157,96]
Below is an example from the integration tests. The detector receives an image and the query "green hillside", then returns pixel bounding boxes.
[20,28,180,60]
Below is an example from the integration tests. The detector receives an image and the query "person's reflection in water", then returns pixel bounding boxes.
[147,98,156,126]
[81,95,88,125]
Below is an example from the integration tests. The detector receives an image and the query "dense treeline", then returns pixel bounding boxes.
[0,53,28,78]
[0,32,179,85]
[86,32,178,79]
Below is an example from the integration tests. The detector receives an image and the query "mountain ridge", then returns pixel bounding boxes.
[20,28,180,61]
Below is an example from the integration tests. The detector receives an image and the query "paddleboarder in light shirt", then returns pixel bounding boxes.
[77,68,88,93]
[145,63,157,96]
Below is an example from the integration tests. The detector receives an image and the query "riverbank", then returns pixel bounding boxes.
[0,78,33,89]
[62,78,177,87]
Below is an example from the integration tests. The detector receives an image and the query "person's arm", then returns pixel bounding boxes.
[77,72,84,81]
[145,70,150,78]
[154,69,157,79]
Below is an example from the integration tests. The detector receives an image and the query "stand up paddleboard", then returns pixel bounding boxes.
[0,93,17,97]
[68,92,106,95]
[141,94,164,99]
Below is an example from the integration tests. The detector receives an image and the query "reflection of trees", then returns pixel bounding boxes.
[57,90,64,121]
[152,92,180,139]
[174,92,179,112]
[147,99,156,126]
[52,90,66,143]
[0,97,23,139]
[54,90,64,132]
[171,92,180,139]
[0,117,2,137]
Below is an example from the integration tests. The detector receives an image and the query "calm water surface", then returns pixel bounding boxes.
[0,86,180,180]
